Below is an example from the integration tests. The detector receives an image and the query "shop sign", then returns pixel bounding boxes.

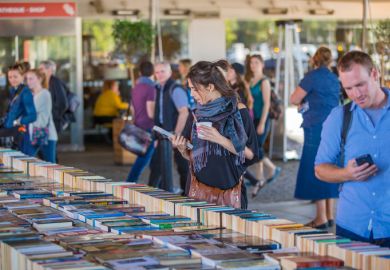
[0,2,77,18]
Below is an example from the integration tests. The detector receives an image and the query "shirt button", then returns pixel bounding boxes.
[371,210,375,214]
[373,135,377,139]
[374,154,377,158]
[372,192,376,196]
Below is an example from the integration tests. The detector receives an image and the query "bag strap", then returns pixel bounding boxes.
[340,102,353,166]
[7,84,24,113]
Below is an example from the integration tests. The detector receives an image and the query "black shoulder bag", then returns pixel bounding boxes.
[340,102,353,166]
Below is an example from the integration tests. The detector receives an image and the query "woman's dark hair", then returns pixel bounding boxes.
[245,54,264,82]
[244,55,253,83]
[139,61,154,77]
[187,60,236,98]
[230,68,248,104]
[8,62,28,75]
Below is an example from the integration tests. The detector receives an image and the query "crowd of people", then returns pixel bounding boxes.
[1,48,388,247]
[126,56,283,205]
[127,49,390,247]
[0,60,72,163]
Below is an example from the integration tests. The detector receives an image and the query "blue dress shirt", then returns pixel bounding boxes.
[315,88,390,239]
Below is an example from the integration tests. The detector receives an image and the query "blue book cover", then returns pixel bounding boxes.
[242,216,275,221]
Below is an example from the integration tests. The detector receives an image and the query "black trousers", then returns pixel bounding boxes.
[148,139,189,193]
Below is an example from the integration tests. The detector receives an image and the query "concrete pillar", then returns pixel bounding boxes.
[188,19,226,63]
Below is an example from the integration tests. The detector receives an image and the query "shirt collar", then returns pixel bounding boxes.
[137,76,155,87]
[350,87,390,112]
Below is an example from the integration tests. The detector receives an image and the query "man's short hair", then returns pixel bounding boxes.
[40,60,57,74]
[179,58,192,67]
[139,61,154,77]
[154,61,172,72]
[337,51,374,74]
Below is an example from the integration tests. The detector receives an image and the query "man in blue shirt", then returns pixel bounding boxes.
[315,51,390,247]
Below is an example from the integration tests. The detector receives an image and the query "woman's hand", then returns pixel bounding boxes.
[171,135,190,160]
[257,123,265,135]
[197,126,223,144]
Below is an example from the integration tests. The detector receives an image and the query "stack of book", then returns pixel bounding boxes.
[1,147,390,270]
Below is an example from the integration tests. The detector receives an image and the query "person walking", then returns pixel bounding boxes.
[126,61,156,182]
[148,62,189,193]
[249,54,281,197]
[291,47,340,229]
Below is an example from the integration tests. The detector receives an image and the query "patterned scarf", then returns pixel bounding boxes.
[191,96,248,172]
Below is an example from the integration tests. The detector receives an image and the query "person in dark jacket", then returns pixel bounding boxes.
[39,60,68,133]
[2,63,37,154]
[148,62,189,193]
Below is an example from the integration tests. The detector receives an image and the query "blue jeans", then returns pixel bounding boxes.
[21,132,35,156]
[336,225,390,248]
[126,141,155,182]
[33,140,57,163]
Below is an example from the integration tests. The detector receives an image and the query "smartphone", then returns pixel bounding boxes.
[355,154,374,166]
[152,126,193,150]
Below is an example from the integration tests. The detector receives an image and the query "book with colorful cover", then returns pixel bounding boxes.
[141,215,192,224]
[280,255,344,270]
[215,235,281,251]
[12,189,53,199]
[77,210,126,223]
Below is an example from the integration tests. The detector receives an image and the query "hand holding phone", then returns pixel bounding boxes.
[355,154,374,167]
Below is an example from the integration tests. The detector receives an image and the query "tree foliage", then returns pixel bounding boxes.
[225,20,275,49]
[374,19,390,54]
[112,20,154,62]
[83,19,115,57]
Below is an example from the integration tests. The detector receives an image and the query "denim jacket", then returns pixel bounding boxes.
[4,84,37,128]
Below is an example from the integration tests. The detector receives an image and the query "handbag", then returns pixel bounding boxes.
[31,114,51,147]
[31,126,49,146]
[188,172,242,209]
[118,116,152,156]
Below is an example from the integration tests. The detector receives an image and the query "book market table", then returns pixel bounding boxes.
[0,148,389,270]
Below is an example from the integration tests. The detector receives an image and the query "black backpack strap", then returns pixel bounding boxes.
[340,102,353,166]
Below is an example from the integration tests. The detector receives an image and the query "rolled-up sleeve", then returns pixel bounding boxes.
[299,70,314,93]
[315,106,343,166]
[172,87,189,110]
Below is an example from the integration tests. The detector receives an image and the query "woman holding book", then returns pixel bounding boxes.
[171,60,259,209]
[26,69,58,162]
